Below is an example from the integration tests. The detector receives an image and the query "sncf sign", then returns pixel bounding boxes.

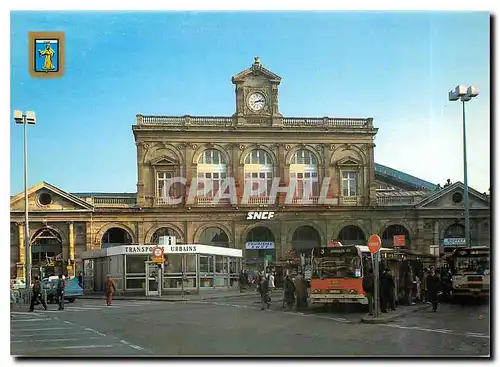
[246,211,275,220]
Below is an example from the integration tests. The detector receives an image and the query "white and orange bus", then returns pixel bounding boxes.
[309,245,392,305]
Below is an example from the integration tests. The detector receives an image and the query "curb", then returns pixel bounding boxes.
[361,304,430,324]
[78,293,258,302]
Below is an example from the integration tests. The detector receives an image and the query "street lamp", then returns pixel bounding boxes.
[448,85,479,248]
[14,110,36,287]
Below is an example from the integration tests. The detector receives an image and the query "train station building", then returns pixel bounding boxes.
[10,58,491,288]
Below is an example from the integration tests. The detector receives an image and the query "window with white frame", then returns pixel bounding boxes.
[197,149,227,197]
[290,150,319,198]
[157,171,174,198]
[341,171,357,197]
[244,150,274,196]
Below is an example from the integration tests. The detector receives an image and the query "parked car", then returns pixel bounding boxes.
[43,277,83,304]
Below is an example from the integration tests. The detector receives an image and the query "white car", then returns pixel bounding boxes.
[10,279,26,290]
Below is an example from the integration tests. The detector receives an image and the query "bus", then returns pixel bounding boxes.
[309,245,391,305]
[448,246,489,300]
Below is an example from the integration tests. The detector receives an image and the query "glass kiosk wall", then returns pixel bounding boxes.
[81,244,243,294]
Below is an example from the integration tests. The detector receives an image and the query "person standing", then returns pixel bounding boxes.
[404,270,414,305]
[56,274,66,311]
[29,276,47,312]
[362,268,375,316]
[426,267,441,312]
[283,275,296,310]
[238,270,246,293]
[104,274,116,306]
[294,272,307,309]
[268,272,275,293]
[77,272,83,289]
[421,268,429,303]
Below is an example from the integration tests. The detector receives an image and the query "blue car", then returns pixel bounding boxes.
[43,277,83,304]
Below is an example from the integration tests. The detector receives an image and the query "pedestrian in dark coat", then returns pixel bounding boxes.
[362,268,375,316]
[381,268,396,311]
[426,268,441,312]
[56,274,66,311]
[283,275,296,309]
[258,275,270,310]
[29,276,47,312]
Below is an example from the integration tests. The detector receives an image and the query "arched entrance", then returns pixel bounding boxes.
[244,226,276,272]
[198,227,230,288]
[443,223,466,250]
[381,224,411,248]
[101,227,133,247]
[31,227,63,279]
[337,225,366,246]
[150,227,181,244]
[292,225,321,254]
[198,227,229,247]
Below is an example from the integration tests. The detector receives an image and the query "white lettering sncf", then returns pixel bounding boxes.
[246,211,275,220]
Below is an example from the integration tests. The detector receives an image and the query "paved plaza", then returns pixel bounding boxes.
[11,293,490,357]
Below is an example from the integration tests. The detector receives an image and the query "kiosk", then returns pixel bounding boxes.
[81,242,243,295]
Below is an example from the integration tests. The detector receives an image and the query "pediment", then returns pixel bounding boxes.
[10,182,94,212]
[149,155,179,166]
[232,61,282,84]
[337,156,362,166]
[415,182,490,210]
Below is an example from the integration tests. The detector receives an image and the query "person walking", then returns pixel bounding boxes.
[426,267,441,312]
[258,275,270,310]
[362,268,375,316]
[29,276,47,312]
[56,274,66,311]
[104,274,116,306]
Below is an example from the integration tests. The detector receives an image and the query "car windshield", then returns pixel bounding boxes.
[454,256,489,275]
[312,256,362,278]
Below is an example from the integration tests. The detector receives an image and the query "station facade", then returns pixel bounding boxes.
[10,58,491,285]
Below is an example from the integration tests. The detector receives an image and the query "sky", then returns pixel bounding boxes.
[10,11,491,195]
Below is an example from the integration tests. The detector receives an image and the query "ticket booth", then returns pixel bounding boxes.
[81,243,243,295]
[163,244,243,293]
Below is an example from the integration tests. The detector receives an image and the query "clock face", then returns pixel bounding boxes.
[248,92,266,111]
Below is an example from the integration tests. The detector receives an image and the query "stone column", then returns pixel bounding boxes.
[18,223,25,279]
[68,222,75,277]
[136,142,145,206]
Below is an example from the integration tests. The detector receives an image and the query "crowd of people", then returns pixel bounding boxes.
[362,265,446,315]
[238,269,309,311]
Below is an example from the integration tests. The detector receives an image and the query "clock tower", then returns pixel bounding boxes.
[231,57,282,125]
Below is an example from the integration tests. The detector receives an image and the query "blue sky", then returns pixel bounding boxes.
[10,11,490,195]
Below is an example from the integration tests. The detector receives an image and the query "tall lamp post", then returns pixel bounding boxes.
[448,85,479,248]
[14,110,37,286]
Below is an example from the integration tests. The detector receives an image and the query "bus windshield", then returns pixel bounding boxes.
[454,256,490,275]
[312,256,362,278]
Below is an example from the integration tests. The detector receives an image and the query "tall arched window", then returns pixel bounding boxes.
[290,150,319,198]
[197,149,227,197]
[244,150,274,197]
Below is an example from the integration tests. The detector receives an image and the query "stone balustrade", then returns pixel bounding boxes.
[136,115,372,128]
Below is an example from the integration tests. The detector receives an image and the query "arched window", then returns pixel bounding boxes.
[197,149,227,197]
[290,150,319,198]
[150,227,181,244]
[244,150,274,197]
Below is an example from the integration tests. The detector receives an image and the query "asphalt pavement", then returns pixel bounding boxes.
[11,295,490,357]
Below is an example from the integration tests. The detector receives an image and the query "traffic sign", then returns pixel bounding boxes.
[264,254,273,261]
[152,246,165,263]
[367,234,382,254]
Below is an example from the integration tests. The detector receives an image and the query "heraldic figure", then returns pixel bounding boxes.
[38,42,55,71]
